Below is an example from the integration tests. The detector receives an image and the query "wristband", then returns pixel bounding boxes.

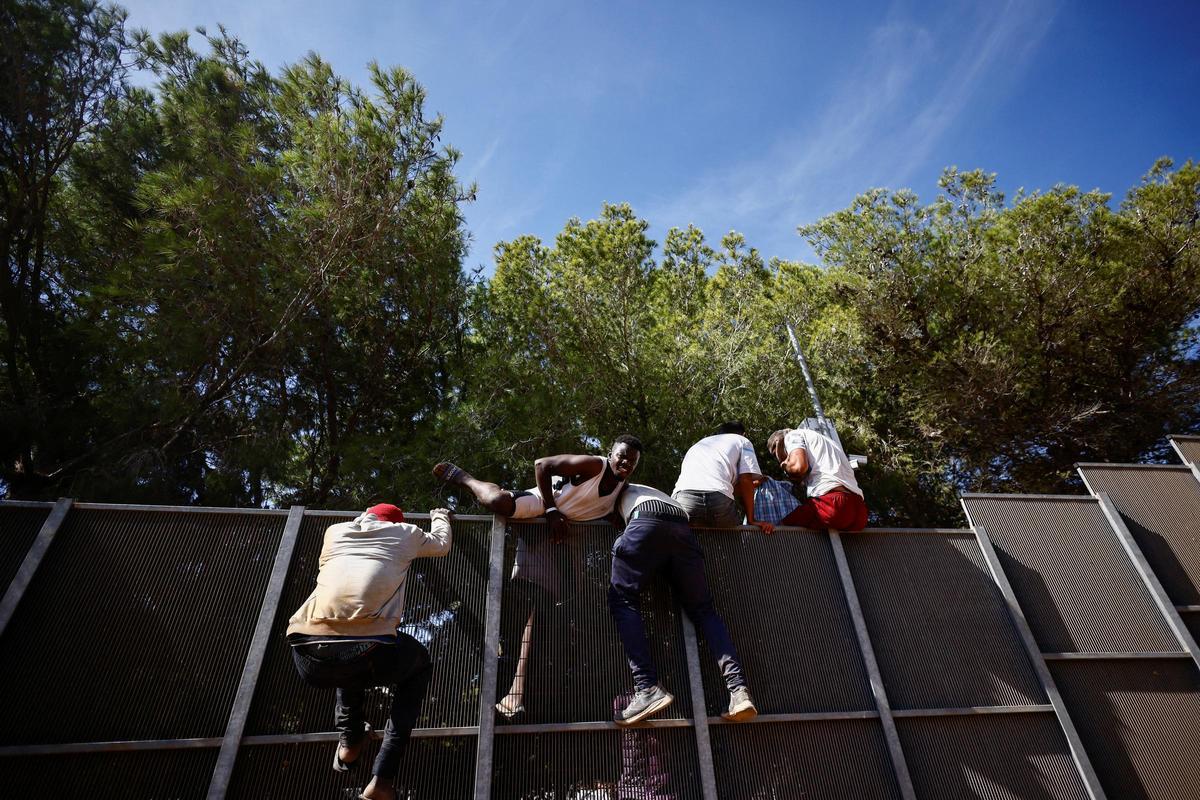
[545,506,559,515]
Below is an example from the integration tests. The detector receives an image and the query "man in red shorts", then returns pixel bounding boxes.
[766,427,868,531]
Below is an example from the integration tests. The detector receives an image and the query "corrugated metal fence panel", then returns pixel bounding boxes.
[1169,435,1200,466]
[897,713,1089,800]
[0,503,51,593]
[1184,610,1200,644]
[710,719,901,799]
[227,737,476,799]
[244,512,490,735]
[0,748,219,799]
[495,520,691,725]
[492,728,702,800]
[961,496,1180,653]
[1078,464,1200,605]
[844,531,1046,709]
[1049,659,1200,800]
[0,508,283,744]
[696,527,873,715]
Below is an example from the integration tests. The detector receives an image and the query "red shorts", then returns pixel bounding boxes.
[781,489,868,532]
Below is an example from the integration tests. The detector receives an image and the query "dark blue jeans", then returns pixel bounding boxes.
[292,632,432,780]
[607,516,745,692]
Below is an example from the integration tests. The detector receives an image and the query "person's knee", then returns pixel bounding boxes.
[681,597,716,622]
[607,583,640,613]
[477,486,512,513]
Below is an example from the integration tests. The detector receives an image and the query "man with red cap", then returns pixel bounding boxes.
[287,503,453,800]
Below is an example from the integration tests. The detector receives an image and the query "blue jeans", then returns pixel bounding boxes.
[292,633,432,780]
[671,489,742,527]
[607,516,745,692]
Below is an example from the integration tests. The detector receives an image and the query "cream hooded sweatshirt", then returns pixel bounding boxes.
[287,509,452,639]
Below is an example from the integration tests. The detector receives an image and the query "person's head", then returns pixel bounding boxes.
[609,434,643,479]
[767,429,792,463]
[365,502,405,523]
[716,421,746,436]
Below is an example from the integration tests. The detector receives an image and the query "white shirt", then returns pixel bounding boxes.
[673,433,762,499]
[784,428,863,498]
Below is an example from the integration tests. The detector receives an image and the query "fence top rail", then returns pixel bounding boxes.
[0,501,493,522]
[960,493,1096,502]
[1075,462,1192,471]
[0,501,979,538]
[1167,434,1200,441]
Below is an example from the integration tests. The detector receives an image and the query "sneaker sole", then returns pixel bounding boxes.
[722,704,758,722]
[615,693,674,726]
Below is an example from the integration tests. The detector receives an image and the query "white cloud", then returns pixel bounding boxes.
[642,0,1058,263]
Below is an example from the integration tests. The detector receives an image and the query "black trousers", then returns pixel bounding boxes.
[292,633,432,780]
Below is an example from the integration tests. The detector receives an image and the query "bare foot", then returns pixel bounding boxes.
[361,775,396,800]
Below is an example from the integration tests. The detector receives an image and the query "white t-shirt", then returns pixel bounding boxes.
[784,428,862,498]
[619,484,683,521]
[673,433,763,499]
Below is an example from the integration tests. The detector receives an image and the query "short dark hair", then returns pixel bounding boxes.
[613,433,643,453]
[717,421,746,436]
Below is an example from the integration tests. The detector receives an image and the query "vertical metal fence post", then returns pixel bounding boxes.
[0,497,73,639]
[1094,492,1200,670]
[207,505,305,800]
[970,523,1108,800]
[679,613,719,800]
[829,531,917,800]
[472,515,507,800]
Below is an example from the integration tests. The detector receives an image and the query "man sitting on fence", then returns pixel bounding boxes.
[672,420,773,534]
[432,435,641,717]
[608,483,758,725]
[287,503,453,800]
[767,427,868,532]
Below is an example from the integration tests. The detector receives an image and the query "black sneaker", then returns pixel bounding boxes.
[616,685,674,726]
[333,722,371,772]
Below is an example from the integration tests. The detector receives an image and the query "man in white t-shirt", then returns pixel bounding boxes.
[766,426,868,531]
[672,421,773,533]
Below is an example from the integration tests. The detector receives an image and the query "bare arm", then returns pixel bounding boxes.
[781,448,810,483]
[736,473,774,535]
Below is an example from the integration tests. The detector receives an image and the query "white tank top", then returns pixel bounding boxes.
[553,456,627,520]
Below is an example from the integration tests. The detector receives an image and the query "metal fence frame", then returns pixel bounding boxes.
[0,501,1173,798]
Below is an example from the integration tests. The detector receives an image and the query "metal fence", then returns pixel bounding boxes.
[2,473,1199,798]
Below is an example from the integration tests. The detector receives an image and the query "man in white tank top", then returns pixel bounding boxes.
[431,435,642,717]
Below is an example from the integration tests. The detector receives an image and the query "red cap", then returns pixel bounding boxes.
[366,503,405,523]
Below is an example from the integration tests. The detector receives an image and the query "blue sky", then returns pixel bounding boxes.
[116,0,1200,271]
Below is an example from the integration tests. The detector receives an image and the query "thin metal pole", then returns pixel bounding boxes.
[1093,493,1200,671]
[206,505,305,800]
[472,515,507,800]
[970,523,1108,800]
[783,321,829,435]
[0,497,72,638]
[828,531,917,800]
[680,614,719,800]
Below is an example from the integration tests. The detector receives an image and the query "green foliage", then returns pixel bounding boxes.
[3,5,1197,525]
[2,16,472,506]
